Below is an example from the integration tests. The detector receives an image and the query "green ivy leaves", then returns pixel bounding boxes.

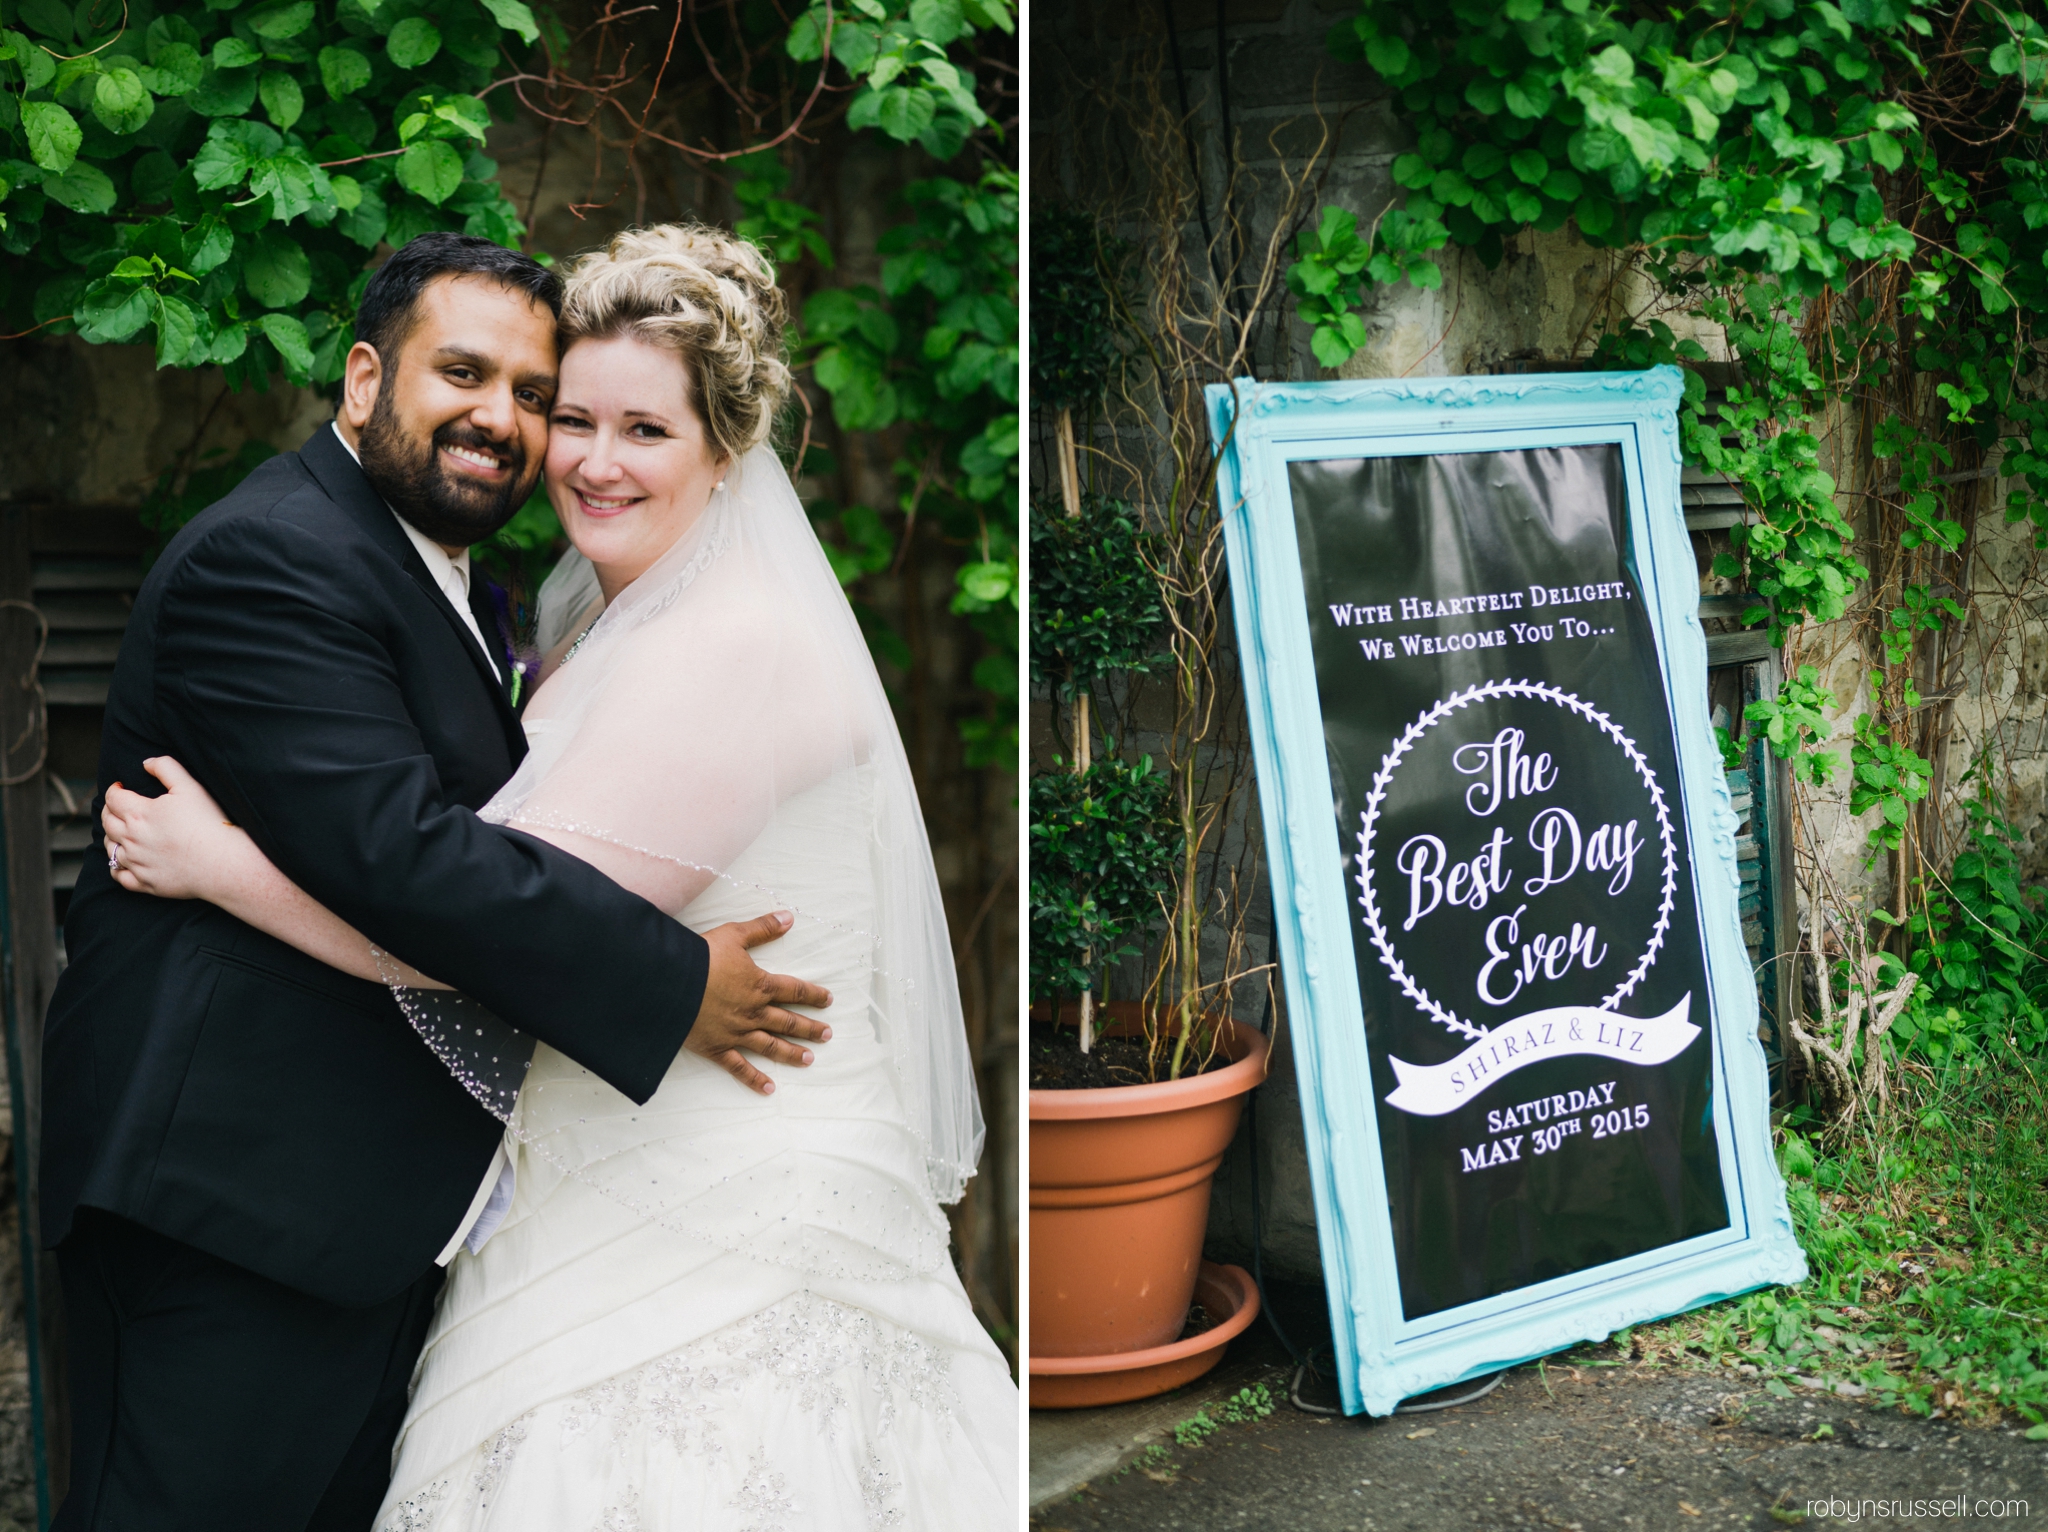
[93,68,154,134]
[1292,1,2048,863]
[317,44,371,99]
[44,160,116,212]
[248,1,316,40]
[787,0,1009,161]
[242,225,310,307]
[476,0,538,45]
[730,150,833,268]
[15,0,76,44]
[1304,0,1930,370]
[396,139,463,203]
[0,0,534,386]
[1288,203,1444,369]
[786,158,1019,768]
[190,118,333,222]
[260,70,304,131]
[1849,693,1933,851]
[21,98,80,172]
[386,17,442,69]
[76,256,169,341]
[193,118,270,186]
[190,61,260,117]
[255,309,312,370]
[1746,665,1839,789]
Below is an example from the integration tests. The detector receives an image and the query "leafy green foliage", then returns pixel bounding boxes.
[1029,208,1122,413]
[729,149,831,271]
[1288,201,1443,368]
[1744,663,1836,787]
[1318,0,1922,322]
[0,0,532,387]
[786,0,1011,162]
[1029,755,1180,1002]
[1712,722,1745,774]
[9,0,1017,782]
[1172,1384,1276,1446]
[1290,2,2048,858]
[1897,791,2048,1062]
[1847,692,1931,857]
[1644,1063,2048,1429]
[793,156,1020,771]
[1028,493,1165,698]
[779,0,1016,773]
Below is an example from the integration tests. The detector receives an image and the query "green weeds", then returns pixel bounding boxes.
[1639,1054,2048,1430]
[1171,1384,1276,1446]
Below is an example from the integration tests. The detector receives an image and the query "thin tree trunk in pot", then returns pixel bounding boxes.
[1057,407,1094,1052]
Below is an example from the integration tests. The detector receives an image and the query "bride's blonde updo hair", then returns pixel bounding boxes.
[556,223,791,462]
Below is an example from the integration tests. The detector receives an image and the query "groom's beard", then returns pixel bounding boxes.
[357,391,538,548]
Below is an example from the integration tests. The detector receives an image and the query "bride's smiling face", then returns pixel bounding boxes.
[546,333,729,598]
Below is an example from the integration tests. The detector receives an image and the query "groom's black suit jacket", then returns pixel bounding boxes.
[42,425,708,1307]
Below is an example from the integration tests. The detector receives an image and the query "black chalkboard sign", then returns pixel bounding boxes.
[1209,370,1805,1414]
[1291,446,1728,1320]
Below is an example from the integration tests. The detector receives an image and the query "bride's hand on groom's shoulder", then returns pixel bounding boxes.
[102,757,243,901]
[688,911,834,1096]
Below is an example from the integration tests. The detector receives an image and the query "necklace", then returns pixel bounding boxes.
[560,620,598,667]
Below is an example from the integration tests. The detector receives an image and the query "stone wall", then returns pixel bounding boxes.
[0,338,327,509]
[1031,0,2048,1286]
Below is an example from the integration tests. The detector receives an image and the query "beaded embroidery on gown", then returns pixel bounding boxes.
[371,445,1015,1527]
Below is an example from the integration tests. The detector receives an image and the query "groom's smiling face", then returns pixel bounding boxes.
[339,273,557,549]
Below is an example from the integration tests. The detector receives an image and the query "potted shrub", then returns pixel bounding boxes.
[1027,213,1271,1407]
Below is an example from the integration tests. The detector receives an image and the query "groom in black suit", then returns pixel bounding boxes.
[40,234,829,1529]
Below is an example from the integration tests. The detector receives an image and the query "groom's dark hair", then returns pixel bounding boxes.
[354,233,563,363]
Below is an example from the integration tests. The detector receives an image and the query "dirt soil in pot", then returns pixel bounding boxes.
[1029,1020,1237,1091]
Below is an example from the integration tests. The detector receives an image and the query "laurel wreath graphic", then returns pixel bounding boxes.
[1354,678,1679,1042]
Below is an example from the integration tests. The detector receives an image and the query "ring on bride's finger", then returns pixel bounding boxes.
[106,843,121,872]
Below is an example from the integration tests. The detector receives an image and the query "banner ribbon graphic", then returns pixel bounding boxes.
[1384,993,1697,1117]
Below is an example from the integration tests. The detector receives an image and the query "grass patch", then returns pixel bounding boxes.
[1636,1049,2048,1430]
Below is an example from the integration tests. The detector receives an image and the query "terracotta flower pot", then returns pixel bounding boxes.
[1030,1261,1261,1409]
[1028,1003,1269,1403]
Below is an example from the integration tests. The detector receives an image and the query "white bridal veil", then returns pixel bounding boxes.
[391,443,984,1272]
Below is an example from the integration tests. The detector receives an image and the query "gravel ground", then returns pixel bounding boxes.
[1030,1285,2048,1532]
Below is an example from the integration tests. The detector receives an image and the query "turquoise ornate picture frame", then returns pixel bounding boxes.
[1208,365,1807,1416]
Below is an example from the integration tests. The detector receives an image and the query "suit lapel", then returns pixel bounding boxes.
[299,425,525,758]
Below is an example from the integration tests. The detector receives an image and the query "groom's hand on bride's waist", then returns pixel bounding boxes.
[687,911,834,1095]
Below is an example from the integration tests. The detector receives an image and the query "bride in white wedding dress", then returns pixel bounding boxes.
[99,226,1017,1529]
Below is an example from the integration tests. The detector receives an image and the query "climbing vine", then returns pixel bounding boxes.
[0,0,1017,774]
[775,0,1018,770]
[0,0,536,383]
[1295,0,2048,881]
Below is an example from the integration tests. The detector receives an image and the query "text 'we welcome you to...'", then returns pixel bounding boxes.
[1328,583,1633,661]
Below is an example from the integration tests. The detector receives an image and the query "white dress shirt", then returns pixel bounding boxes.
[332,422,516,1262]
